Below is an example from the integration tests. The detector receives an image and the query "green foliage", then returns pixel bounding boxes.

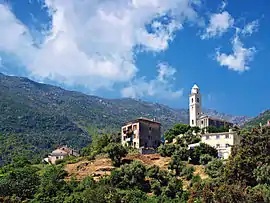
[247,184,270,202]
[0,122,269,202]
[181,166,195,181]
[203,125,230,133]
[205,158,224,179]
[164,124,191,143]
[118,189,148,203]
[161,176,183,199]
[83,133,121,158]
[174,147,189,161]
[111,161,147,190]
[224,127,270,186]
[105,143,128,166]
[158,144,179,157]
[178,133,201,146]
[0,164,40,200]
[213,184,247,203]
[189,143,218,165]
[33,165,68,202]
[199,154,213,165]
[168,155,185,176]
[254,164,270,185]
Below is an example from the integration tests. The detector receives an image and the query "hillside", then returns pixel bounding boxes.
[243,110,270,128]
[0,73,249,165]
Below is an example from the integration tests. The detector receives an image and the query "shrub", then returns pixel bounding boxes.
[205,158,223,178]
[158,144,178,157]
[168,155,185,176]
[253,164,270,185]
[105,143,128,167]
[181,166,195,181]
[189,143,218,165]
[199,154,213,165]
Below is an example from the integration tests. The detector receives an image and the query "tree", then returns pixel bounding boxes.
[0,165,40,200]
[189,143,218,165]
[254,164,270,185]
[105,143,127,167]
[224,127,270,186]
[181,166,195,181]
[34,165,68,202]
[168,155,185,176]
[161,177,183,199]
[150,179,162,195]
[111,161,147,190]
[158,144,179,157]
[174,147,189,161]
[164,124,191,143]
[205,158,224,179]
[247,184,270,203]
[199,154,213,165]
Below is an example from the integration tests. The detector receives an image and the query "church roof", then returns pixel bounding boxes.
[192,84,199,89]
[198,114,233,124]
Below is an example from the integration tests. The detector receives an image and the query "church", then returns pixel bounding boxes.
[189,84,233,129]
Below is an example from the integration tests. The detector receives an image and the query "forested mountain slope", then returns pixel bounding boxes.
[0,73,249,165]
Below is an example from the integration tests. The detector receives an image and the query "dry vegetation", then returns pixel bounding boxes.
[65,153,208,182]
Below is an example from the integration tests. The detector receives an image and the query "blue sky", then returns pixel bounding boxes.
[0,0,269,117]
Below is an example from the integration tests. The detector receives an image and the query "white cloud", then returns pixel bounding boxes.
[121,63,183,99]
[0,0,200,92]
[216,34,256,72]
[241,20,259,36]
[201,11,234,39]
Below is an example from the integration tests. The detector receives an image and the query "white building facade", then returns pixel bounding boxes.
[201,129,241,159]
[189,84,202,127]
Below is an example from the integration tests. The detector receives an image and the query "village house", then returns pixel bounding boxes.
[121,117,161,152]
[201,129,241,159]
[44,145,80,164]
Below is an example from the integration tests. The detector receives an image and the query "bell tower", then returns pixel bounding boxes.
[189,84,202,127]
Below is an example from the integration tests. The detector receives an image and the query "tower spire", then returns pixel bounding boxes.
[189,84,202,127]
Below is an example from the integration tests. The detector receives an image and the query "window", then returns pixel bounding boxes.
[216,144,220,148]
[225,134,230,139]
[192,120,194,125]
[216,135,220,139]
[123,136,126,141]
[201,120,204,124]
[197,98,199,103]
[133,142,136,147]
[191,98,194,103]
[134,134,136,138]
[225,144,230,148]
[133,125,137,131]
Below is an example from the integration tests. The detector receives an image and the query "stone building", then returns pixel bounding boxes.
[44,145,80,164]
[189,84,233,129]
[121,117,161,150]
